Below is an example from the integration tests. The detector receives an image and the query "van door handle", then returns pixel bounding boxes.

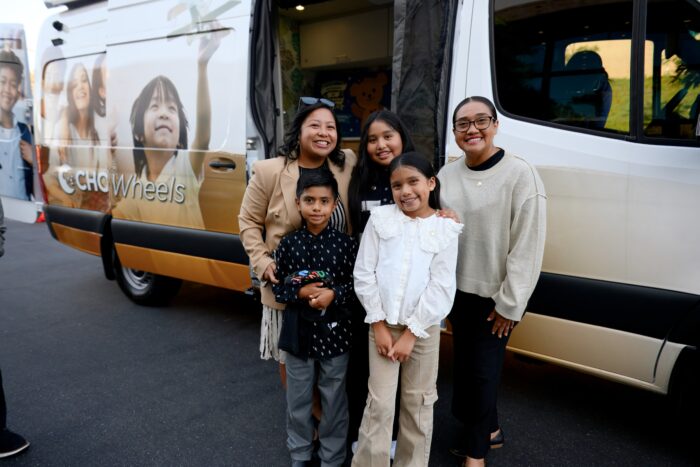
[209,160,237,170]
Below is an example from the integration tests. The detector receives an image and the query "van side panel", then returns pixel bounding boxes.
[37,1,254,293]
[106,0,250,234]
[447,0,700,392]
[114,244,251,291]
[43,204,108,256]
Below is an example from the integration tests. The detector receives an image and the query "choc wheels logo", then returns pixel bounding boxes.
[57,165,109,195]
[56,166,186,204]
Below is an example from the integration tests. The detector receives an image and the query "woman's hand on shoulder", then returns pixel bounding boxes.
[487,309,516,338]
[436,208,460,223]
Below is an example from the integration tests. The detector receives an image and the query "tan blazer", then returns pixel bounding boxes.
[238,150,356,308]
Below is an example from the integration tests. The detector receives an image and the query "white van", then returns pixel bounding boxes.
[36,0,698,411]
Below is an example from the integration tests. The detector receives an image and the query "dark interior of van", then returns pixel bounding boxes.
[250,0,458,163]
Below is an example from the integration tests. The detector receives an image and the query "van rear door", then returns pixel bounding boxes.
[0,24,39,222]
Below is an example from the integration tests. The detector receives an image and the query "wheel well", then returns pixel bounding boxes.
[99,215,116,281]
[669,346,700,420]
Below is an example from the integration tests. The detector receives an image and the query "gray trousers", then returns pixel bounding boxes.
[286,352,349,466]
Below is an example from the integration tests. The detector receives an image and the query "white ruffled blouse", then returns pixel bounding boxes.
[353,204,463,338]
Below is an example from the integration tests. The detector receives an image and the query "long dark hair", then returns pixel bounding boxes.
[66,63,99,144]
[452,95,498,125]
[91,54,106,118]
[130,76,189,178]
[277,102,345,169]
[388,151,441,211]
[348,110,415,231]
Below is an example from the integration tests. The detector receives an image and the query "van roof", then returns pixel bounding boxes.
[44,0,102,9]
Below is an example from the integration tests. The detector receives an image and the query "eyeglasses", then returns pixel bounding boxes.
[453,116,494,132]
[298,96,335,110]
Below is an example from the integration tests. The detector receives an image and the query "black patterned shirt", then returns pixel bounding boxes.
[358,168,393,233]
[273,226,357,360]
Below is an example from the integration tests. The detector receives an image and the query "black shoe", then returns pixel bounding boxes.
[449,429,505,458]
[490,429,504,449]
[0,429,30,458]
[449,445,469,458]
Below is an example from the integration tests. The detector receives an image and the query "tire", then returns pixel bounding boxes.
[113,253,182,306]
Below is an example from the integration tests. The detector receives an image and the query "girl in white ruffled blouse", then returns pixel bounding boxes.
[352,152,463,467]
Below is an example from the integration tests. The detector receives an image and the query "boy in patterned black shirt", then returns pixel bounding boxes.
[273,169,357,467]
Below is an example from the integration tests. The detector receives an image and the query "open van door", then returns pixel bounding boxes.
[0,24,41,223]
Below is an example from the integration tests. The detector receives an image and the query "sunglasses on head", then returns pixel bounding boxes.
[298,96,335,110]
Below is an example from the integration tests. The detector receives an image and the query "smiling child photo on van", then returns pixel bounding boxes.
[0,49,33,201]
[113,26,227,229]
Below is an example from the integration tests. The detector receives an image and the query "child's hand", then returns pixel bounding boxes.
[20,140,33,165]
[298,282,325,300]
[198,21,228,65]
[387,329,417,363]
[372,321,394,359]
[309,288,334,310]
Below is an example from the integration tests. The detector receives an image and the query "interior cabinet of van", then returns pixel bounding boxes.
[299,9,392,68]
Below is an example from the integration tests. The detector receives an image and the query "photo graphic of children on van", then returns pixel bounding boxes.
[39,53,75,207]
[0,48,33,201]
[40,56,66,142]
[92,54,110,145]
[51,62,111,211]
[113,27,226,230]
[38,52,114,210]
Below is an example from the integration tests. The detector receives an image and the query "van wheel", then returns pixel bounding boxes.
[114,254,181,306]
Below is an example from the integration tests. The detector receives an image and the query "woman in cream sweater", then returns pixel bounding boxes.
[438,96,546,467]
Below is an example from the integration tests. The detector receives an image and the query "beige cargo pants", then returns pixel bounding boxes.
[351,324,440,467]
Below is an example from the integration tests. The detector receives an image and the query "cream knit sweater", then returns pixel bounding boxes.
[438,151,547,321]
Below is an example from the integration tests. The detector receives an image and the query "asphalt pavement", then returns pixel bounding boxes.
[0,219,696,466]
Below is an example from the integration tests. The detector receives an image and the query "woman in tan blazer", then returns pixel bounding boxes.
[239,99,356,377]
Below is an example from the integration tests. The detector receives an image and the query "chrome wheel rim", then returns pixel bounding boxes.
[122,267,154,293]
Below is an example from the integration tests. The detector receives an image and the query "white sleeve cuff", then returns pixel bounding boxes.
[364,311,386,325]
[406,316,431,339]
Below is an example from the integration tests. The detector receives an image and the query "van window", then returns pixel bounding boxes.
[494,0,700,143]
[39,54,110,212]
[643,0,700,140]
[493,1,634,134]
[39,54,106,146]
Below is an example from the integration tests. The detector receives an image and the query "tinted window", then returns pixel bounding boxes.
[494,1,633,135]
[643,0,700,140]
